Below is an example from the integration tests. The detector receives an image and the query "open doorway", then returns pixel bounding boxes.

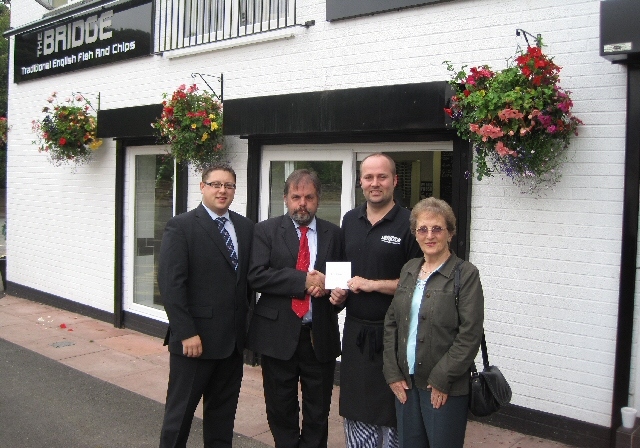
[355,147,453,210]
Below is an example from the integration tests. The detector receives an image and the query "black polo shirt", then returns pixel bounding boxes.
[342,202,422,321]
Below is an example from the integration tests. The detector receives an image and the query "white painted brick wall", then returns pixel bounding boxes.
[11,1,48,27]
[7,0,626,426]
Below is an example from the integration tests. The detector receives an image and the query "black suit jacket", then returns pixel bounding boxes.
[159,204,254,359]
[246,214,343,363]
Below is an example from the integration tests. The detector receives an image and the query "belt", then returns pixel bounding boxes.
[301,322,312,329]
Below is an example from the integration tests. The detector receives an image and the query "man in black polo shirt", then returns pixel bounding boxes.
[340,153,422,448]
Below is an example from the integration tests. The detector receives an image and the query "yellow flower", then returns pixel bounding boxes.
[191,123,197,129]
[211,122,218,131]
[201,132,209,142]
[89,139,103,150]
[209,114,215,119]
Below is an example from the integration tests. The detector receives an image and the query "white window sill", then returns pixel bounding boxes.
[163,27,304,60]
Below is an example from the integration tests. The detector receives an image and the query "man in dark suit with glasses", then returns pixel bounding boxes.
[158,162,254,448]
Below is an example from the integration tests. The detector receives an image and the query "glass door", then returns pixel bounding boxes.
[260,146,353,225]
[354,142,454,209]
[123,146,175,321]
[259,143,453,224]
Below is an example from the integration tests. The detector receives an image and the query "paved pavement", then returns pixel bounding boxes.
[0,337,211,448]
[0,294,574,447]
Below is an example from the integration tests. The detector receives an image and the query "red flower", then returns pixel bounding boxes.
[59,137,67,146]
[527,46,543,57]
[463,90,471,97]
[535,59,547,68]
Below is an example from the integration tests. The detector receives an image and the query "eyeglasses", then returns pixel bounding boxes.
[414,226,446,236]
[204,181,236,190]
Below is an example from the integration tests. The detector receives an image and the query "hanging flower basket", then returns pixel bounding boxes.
[152,84,225,172]
[444,38,582,192]
[0,117,8,151]
[32,92,102,167]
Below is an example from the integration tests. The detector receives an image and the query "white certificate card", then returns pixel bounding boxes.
[325,262,351,289]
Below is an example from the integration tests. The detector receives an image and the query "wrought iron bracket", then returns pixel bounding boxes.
[515,29,542,48]
[72,92,100,113]
[191,73,223,102]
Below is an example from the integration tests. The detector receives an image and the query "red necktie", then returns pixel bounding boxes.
[292,226,310,318]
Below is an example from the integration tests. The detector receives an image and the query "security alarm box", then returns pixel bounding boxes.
[600,0,640,63]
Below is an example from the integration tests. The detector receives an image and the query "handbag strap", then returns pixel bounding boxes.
[454,260,490,372]
[480,332,490,370]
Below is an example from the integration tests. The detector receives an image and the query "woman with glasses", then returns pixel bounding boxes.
[382,197,484,448]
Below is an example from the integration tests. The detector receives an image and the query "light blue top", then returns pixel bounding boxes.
[407,263,444,374]
[407,277,427,374]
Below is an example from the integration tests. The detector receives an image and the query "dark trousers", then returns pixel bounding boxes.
[261,326,336,448]
[159,350,243,448]
[395,377,468,448]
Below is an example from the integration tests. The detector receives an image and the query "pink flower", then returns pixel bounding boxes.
[537,115,552,127]
[469,124,480,133]
[478,124,504,140]
[47,97,54,103]
[558,99,573,113]
[498,108,524,121]
[495,141,517,157]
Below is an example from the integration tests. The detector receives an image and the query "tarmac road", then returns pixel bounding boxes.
[0,337,268,448]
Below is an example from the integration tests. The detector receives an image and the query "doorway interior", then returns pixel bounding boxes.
[260,142,454,225]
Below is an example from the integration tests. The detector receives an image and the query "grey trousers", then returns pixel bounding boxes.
[395,377,468,448]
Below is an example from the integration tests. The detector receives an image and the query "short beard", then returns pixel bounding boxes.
[291,210,313,226]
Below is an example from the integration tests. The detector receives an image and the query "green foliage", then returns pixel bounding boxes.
[0,4,9,117]
[152,84,225,172]
[444,41,582,193]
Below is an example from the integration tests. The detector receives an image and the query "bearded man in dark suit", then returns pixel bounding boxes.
[158,162,254,448]
[247,169,347,448]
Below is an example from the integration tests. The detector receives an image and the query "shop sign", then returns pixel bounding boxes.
[14,0,152,83]
[326,0,446,21]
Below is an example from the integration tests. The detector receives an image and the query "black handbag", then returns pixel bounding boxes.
[468,333,512,416]
[453,262,512,417]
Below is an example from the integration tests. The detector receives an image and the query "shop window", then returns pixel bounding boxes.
[122,147,175,321]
